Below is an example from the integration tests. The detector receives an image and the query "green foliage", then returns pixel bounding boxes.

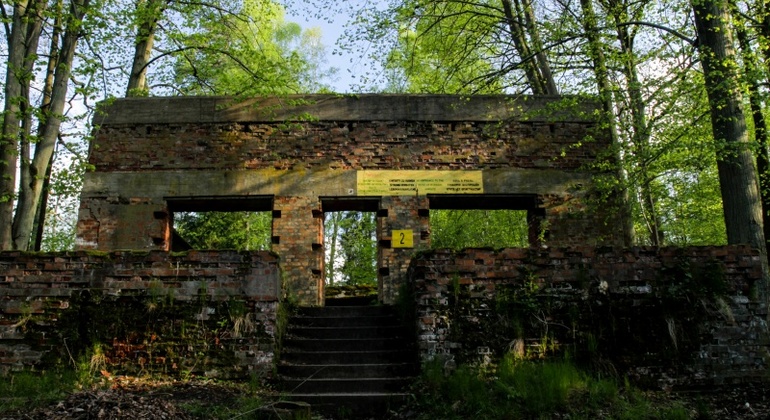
[0,370,79,413]
[408,357,694,419]
[172,0,335,95]
[430,209,528,250]
[174,212,271,251]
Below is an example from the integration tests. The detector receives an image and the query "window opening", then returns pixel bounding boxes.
[167,196,273,251]
[429,194,535,249]
[430,209,528,249]
[173,211,272,251]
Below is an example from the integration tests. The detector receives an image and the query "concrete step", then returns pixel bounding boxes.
[287,325,409,339]
[281,393,410,417]
[290,315,400,328]
[298,305,395,317]
[277,363,418,379]
[279,303,417,416]
[283,337,407,352]
[280,377,413,394]
[281,349,415,365]
[325,296,378,306]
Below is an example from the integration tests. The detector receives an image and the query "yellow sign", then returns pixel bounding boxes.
[357,170,483,196]
[392,230,414,248]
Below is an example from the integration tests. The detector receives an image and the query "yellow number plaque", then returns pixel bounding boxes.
[392,230,414,248]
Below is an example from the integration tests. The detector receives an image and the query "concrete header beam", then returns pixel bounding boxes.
[96,94,600,125]
[81,169,591,199]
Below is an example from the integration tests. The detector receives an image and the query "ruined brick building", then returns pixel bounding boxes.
[75,95,622,305]
[1,95,766,391]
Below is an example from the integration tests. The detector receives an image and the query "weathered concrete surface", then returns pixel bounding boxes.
[82,169,591,198]
[96,95,597,125]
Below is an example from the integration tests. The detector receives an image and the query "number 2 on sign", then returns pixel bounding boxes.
[392,230,413,248]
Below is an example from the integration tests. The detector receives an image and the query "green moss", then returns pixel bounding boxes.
[83,250,112,258]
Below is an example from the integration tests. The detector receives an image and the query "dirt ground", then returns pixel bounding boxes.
[1,378,770,419]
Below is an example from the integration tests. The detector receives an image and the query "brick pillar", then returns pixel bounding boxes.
[378,196,430,304]
[273,196,323,306]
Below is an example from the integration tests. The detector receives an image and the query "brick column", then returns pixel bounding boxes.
[378,196,430,304]
[272,196,323,306]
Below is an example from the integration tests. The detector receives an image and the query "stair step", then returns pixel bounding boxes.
[277,363,418,379]
[280,377,412,394]
[288,325,409,339]
[282,393,411,416]
[299,305,394,317]
[281,350,415,365]
[283,337,408,352]
[325,296,378,306]
[290,315,400,328]
[279,304,417,416]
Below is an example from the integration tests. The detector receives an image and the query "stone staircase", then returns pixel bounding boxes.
[278,299,417,416]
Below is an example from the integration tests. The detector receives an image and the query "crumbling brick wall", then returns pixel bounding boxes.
[0,251,280,378]
[409,245,768,388]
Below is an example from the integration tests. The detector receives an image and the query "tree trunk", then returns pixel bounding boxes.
[501,0,546,94]
[521,0,558,94]
[607,0,663,245]
[692,0,765,245]
[325,212,341,285]
[30,0,63,251]
[691,0,766,293]
[580,0,635,246]
[126,0,165,96]
[0,0,45,249]
[12,0,90,250]
[735,18,770,253]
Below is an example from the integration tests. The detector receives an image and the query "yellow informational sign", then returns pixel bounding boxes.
[357,170,483,196]
[391,230,414,248]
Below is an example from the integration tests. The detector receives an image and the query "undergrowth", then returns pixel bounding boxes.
[0,369,79,413]
[406,356,691,419]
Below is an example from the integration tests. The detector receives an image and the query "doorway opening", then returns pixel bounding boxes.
[429,194,538,249]
[167,196,273,251]
[322,198,380,302]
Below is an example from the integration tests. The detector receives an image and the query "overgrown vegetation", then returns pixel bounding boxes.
[430,209,529,249]
[0,370,79,413]
[404,357,691,419]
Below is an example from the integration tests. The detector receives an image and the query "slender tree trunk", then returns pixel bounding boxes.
[12,0,90,250]
[521,0,558,94]
[325,212,341,285]
[1,0,38,248]
[126,0,165,96]
[30,0,63,251]
[501,0,546,94]
[607,0,663,245]
[580,0,634,246]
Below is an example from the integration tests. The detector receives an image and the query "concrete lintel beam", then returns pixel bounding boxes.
[96,95,601,125]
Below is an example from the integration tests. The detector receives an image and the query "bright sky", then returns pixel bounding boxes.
[281,1,381,92]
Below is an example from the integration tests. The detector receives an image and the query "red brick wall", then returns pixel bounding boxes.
[409,245,767,388]
[89,121,605,172]
[0,251,280,377]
